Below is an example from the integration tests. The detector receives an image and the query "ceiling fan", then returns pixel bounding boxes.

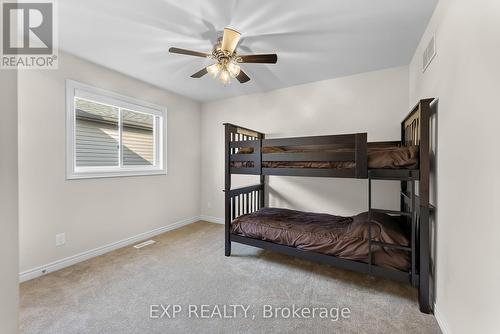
[169,27,278,85]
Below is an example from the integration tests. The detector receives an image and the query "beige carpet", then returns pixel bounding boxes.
[20,221,441,334]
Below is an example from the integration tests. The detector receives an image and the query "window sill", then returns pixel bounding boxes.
[66,168,167,180]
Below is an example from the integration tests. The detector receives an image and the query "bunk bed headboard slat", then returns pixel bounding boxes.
[402,98,433,147]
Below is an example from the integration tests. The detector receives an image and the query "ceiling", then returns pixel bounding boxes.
[58,0,437,102]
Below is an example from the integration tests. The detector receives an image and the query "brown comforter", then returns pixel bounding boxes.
[232,145,419,169]
[231,208,410,271]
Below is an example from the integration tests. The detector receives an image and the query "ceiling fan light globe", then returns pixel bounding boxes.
[227,62,241,78]
[207,63,221,78]
[219,69,231,85]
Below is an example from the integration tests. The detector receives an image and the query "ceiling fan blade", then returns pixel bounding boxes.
[235,70,250,83]
[221,28,241,54]
[190,67,208,78]
[169,47,209,58]
[239,54,278,64]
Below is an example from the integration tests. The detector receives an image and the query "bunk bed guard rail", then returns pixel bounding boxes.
[225,123,369,179]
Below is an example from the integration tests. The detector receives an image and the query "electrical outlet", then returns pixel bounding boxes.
[56,233,65,246]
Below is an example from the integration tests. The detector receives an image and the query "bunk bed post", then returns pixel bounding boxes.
[355,133,368,178]
[260,133,265,209]
[402,98,433,314]
[224,124,233,256]
[418,100,432,314]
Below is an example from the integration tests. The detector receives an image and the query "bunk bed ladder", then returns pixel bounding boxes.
[367,172,416,285]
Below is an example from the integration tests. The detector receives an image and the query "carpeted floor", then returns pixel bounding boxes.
[20,221,441,334]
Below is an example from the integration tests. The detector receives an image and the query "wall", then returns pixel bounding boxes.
[0,70,19,332]
[200,66,409,220]
[18,52,201,273]
[408,0,500,333]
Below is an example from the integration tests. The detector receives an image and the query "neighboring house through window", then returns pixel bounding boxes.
[66,80,166,179]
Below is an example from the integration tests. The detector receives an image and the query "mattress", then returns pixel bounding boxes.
[231,145,419,169]
[231,208,410,271]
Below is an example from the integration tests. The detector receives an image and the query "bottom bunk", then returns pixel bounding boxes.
[231,208,410,271]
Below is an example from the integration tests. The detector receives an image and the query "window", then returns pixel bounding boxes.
[66,80,166,179]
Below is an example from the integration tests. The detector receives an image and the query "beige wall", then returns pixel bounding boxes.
[0,70,19,332]
[18,52,201,273]
[200,66,409,220]
[409,0,500,333]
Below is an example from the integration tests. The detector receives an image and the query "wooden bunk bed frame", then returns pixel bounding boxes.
[223,98,435,314]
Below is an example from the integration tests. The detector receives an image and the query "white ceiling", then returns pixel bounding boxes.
[59,0,437,102]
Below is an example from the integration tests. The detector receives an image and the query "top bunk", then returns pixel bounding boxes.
[224,98,434,181]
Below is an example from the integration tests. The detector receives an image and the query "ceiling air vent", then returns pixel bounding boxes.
[422,35,436,72]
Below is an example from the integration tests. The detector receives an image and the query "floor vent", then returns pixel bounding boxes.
[133,240,156,249]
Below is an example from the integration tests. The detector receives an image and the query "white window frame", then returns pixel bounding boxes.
[66,80,167,179]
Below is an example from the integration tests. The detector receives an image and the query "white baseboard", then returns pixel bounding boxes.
[19,216,200,283]
[434,303,451,334]
[199,215,224,224]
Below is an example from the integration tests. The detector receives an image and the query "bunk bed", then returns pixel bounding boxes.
[223,98,435,314]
